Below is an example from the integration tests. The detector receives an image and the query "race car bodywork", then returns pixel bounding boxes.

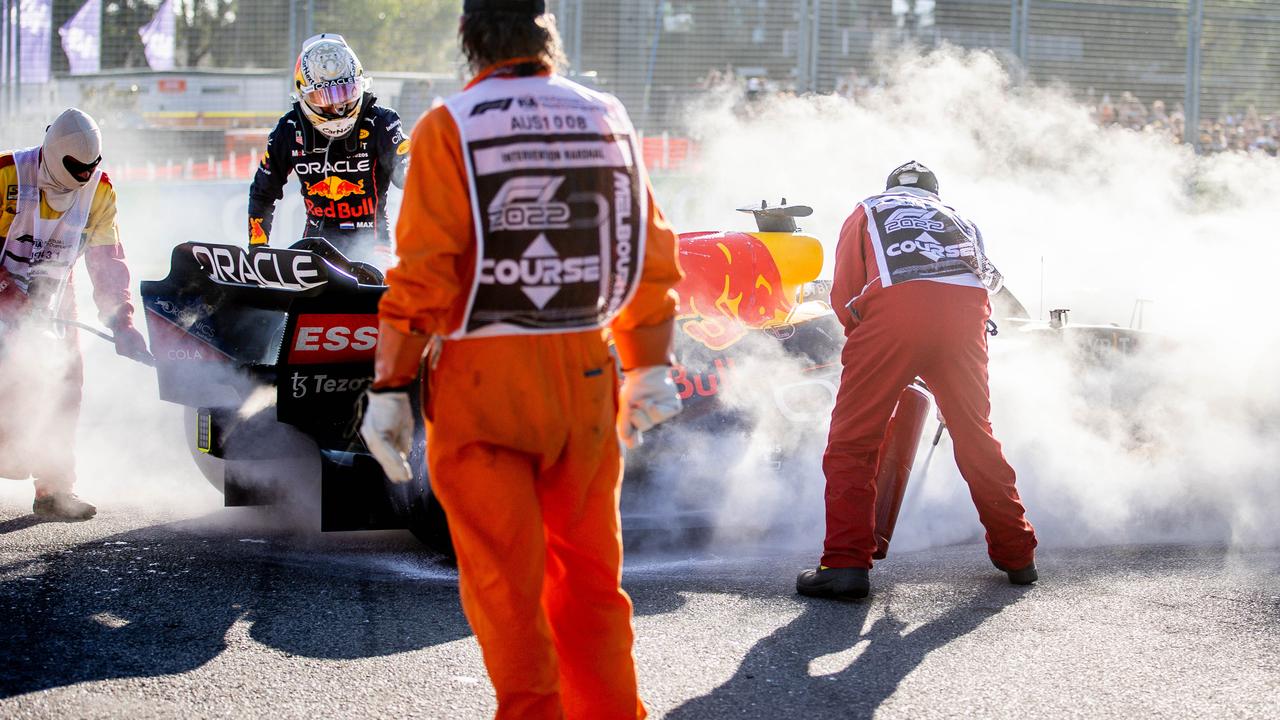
[141,202,1147,555]
[142,239,408,532]
[141,202,931,553]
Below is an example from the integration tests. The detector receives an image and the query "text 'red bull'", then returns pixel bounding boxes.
[675,231,793,351]
[306,196,377,220]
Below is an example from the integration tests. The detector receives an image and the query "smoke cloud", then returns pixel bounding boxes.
[654,46,1280,554]
[6,47,1278,558]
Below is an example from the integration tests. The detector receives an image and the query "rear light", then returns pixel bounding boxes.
[196,408,215,454]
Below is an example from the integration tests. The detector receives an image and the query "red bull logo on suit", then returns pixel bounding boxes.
[305,176,366,201]
[304,175,375,220]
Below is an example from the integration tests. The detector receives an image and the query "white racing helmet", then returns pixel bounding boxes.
[294,34,369,140]
[39,108,102,212]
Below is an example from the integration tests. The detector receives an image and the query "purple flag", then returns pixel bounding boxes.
[19,0,52,84]
[59,0,100,75]
[138,0,175,71]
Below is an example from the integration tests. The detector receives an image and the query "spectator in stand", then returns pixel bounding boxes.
[1086,90,1280,155]
[1118,91,1147,128]
[1150,99,1168,124]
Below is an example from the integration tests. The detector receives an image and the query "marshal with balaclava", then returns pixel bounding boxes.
[1,109,104,314]
[0,108,148,522]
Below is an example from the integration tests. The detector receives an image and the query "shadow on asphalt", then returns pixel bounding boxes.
[0,518,472,699]
[0,515,42,535]
[664,581,1030,719]
[0,511,801,700]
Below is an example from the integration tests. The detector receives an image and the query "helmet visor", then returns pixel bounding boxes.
[303,81,361,118]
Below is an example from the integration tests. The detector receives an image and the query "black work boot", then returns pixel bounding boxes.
[33,493,97,521]
[994,560,1038,585]
[796,566,870,600]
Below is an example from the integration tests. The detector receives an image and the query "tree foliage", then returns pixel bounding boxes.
[55,0,461,73]
[314,0,460,73]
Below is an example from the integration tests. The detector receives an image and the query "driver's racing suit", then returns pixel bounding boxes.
[248,93,408,262]
[0,150,137,497]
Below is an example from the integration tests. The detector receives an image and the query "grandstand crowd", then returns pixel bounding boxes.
[716,67,1280,156]
[1089,90,1280,155]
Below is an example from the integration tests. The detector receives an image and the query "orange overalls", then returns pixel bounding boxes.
[375,60,681,720]
[824,197,1037,571]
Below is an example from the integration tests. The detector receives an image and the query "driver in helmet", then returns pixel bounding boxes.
[248,34,408,265]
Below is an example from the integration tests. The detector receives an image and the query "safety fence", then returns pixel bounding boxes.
[3,1,1279,157]
[552,0,1280,149]
[100,130,695,184]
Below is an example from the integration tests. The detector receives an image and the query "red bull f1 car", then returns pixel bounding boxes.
[141,203,1145,557]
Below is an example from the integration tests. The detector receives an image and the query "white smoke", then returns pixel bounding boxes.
[0,118,389,523]
[6,46,1278,557]
[654,46,1280,554]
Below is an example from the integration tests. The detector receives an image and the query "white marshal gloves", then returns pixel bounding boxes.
[360,389,415,483]
[616,365,683,449]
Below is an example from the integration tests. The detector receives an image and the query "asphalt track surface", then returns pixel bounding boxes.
[1,492,1278,720]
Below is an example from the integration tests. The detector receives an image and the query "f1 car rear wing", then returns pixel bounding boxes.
[148,239,379,304]
[141,240,385,408]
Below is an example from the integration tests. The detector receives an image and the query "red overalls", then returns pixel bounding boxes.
[822,198,1037,570]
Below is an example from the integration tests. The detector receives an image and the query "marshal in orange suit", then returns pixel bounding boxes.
[359,3,683,719]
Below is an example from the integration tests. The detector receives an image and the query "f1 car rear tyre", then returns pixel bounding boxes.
[184,406,322,502]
